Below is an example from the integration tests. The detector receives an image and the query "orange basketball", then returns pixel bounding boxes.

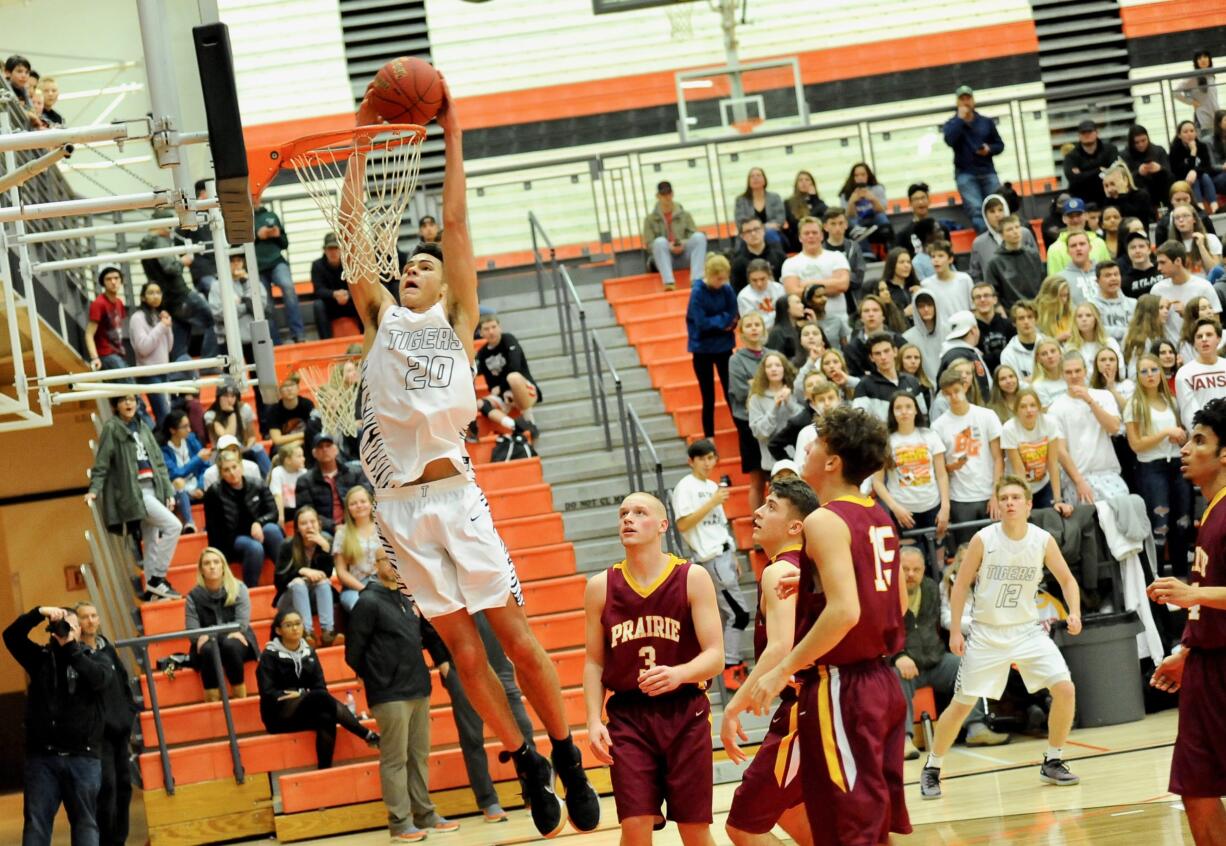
[365,57,444,126]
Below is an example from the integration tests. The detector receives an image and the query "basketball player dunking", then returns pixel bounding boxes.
[583,493,724,845]
[721,478,819,846]
[742,405,911,846]
[1149,397,1226,846]
[342,85,598,837]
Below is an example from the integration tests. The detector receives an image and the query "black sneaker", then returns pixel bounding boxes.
[1039,756,1079,786]
[552,741,600,832]
[919,765,942,799]
[145,578,181,600]
[500,748,564,838]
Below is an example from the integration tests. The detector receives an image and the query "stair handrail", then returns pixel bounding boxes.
[624,403,683,553]
[590,330,627,455]
[528,212,592,380]
[113,623,246,796]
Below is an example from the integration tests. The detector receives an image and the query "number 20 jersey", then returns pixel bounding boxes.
[600,555,703,694]
[360,301,477,488]
[970,522,1050,627]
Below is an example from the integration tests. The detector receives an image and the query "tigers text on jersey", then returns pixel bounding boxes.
[600,555,703,694]
[360,302,476,487]
[970,522,1050,627]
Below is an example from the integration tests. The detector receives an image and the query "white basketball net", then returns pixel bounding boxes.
[287,126,424,284]
[668,1,695,39]
[296,357,361,437]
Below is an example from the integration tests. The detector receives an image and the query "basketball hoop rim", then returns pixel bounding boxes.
[250,123,427,201]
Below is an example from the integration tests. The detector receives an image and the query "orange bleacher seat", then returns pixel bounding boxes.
[474,457,543,490]
[141,586,278,637]
[1030,219,1046,261]
[950,229,975,254]
[611,290,690,323]
[635,334,689,365]
[648,356,698,389]
[625,316,691,346]
[495,513,565,549]
[733,517,753,550]
[486,484,555,521]
[912,685,938,730]
[671,403,734,436]
[139,645,353,708]
[603,270,690,302]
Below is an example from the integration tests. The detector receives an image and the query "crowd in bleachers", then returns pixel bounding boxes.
[2,54,64,129]
[670,78,1226,639]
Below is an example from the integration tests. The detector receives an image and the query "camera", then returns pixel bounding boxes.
[46,618,72,639]
[719,475,732,488]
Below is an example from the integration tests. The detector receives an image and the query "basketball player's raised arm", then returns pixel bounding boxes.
[720,562,798,762]
[435,81,479,361]
[639,566,724,696]
[1043,536,1083,632]
[947,534,984,656]
[582,572,613,765]
[344,98,395,349]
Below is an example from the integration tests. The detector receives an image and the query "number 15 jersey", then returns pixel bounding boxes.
[970,523,1050,626]
[361,301,476,488]
[600,555,704,694]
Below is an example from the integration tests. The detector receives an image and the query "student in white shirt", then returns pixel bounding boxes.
[1030,339,1068,409]
[920,240,973,329]
[268,442,307,526]
[671,439,749,683]
[736,258,786,331]
[872,392,950,539]
[1000,300,1043,383]
[1152,239,1221,344]
[1124,352,1195,578]
[930,367,1004,545]
[1046,351,1128,501]
[779,217,851,316]
[1001,387,1076,512]
[1174,317,1226,426]
[793,380,841,466]
[1089,346,1135,417]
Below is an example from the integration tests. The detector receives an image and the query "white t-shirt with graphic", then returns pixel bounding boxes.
[1000,416,1058,493]
[269,465,306,511]
[780,250,852,318]
[884,429,945,513]
[671,473,733,562]
[931,404,1003,503]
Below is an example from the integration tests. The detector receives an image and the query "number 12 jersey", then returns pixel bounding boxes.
[970,522,1050,626]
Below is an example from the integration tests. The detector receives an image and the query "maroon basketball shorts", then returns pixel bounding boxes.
[797,660,912,846]
[726,692,803,834]
[1170,648,1226,798]
[606,687,713,824]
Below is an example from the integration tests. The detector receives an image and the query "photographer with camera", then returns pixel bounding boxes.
[4,605,111,845]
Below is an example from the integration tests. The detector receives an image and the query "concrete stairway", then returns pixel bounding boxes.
[475,262,694,573]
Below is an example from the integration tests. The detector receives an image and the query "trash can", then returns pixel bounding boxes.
[1052,610,1146,728]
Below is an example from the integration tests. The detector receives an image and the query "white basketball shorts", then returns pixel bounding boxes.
[374,475,524,619]
[953,620,1071,704]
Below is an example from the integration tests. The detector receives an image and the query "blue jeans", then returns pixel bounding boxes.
[1191,172,1217,206]
[232,522,284,586]
[23,753,101,846]
[169,290,218,362]
[649,233,707,286]
[1135,458,1194,578]
[1032,485,1054,510]
[173,488,195,526]
[246,443,272,477]
[260,262,305,341]
[956,171,1001,233]
[279,577,336,633]
[340,580,371,612]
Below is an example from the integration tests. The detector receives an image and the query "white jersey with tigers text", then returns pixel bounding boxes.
[360,301,476,487]
[970,522,1050,627]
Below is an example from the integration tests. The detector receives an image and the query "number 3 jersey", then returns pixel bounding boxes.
[600,555,704,694]
[970,522,1050,627]
[360,301,477,487]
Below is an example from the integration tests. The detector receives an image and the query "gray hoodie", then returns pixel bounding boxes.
[968,193,1039,281]
[901,290,943,384]
[728,346,766,421]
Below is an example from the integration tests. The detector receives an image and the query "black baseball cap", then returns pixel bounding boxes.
[1077,119,1097,133]
[1123,230,1151,249]
[656,180,673,195]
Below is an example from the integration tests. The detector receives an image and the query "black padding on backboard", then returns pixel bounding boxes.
[193,22,254,245]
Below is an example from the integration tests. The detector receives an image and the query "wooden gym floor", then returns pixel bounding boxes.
[0,710,1197,844]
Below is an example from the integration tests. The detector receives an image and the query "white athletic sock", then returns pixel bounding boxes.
[925,753,943,769]
[497,417,515,433]
[1045,746,1063,762]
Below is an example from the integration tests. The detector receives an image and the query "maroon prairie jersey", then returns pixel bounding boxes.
[1185,489,1226,650]
[601,555,705,693]
[794,495,905,668]
[753,546,805,660]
